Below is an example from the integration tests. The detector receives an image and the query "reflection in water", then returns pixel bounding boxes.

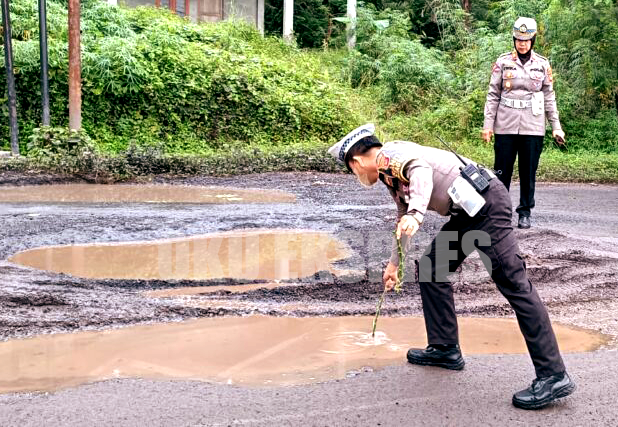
[0,184,296,204]
[8,230,350,280]
[0,316,607,394]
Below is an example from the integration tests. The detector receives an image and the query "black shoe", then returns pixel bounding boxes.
[512,372,576,410]
[406,345,465,370]
[518,215,531,229]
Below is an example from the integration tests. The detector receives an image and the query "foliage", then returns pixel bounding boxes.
[344,5,452,112]
[0,0,358,155]
[1,0,617,181]
[24,126,98,174]
[27,126,95,159]
[544,0,618,117]
[264,0,347,48]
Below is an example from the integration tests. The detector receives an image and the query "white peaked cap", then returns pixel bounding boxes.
[513,17,537,40]
[328,123,376,163]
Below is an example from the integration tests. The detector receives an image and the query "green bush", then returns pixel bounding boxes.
[27,126,95,159]
[344,6,452,112]
[0,0,358,154]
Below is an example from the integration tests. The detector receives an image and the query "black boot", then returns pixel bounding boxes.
[406,345,465,370]
[512,372,576,410]
[518,215,531,229]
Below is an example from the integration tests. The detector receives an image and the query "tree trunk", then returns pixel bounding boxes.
[462,0,471,13]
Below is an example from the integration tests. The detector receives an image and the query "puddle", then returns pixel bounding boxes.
[0,184,295,204]
[0,316,607,393]
[8,230,349,280]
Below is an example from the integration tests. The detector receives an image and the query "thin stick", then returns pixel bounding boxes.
[394,235,405,292]
[371,289,387,337]
[372,234,405,337]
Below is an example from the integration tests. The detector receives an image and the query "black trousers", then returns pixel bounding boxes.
[418,179,565,378]
[493,134,544,217]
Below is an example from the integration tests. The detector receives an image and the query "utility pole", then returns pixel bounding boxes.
[256,0,264,35]
[282,0,293,42]
[39,0,50,126]
[1,0,19,155]
[346,0,356,50]
[68,0,81,131]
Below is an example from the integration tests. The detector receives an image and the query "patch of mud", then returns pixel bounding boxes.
[0,316,606,394]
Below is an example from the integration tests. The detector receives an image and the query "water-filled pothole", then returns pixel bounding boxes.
[8,230,349,280]
[0,316,606,393]
[0,184,295,204]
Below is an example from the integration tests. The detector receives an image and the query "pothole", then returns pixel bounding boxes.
[8,230,350,280]
[0,184,295,204]
[0,316,607,393]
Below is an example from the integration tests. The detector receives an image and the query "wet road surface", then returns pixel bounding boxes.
[1,352,617,426]
[0,172,617,425]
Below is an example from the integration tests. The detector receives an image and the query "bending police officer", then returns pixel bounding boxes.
[328,124,575,409]
[482,17,565,229]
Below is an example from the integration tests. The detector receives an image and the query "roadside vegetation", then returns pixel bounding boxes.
[1,0,617,182]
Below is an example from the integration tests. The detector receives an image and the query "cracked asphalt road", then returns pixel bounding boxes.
[0,172,617,425]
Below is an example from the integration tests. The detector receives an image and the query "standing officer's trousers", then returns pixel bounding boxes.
[418,178,565,378]
[493,134,544,217]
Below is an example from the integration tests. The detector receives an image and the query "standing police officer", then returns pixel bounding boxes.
[328,124,575,409]
[483,17,565,229]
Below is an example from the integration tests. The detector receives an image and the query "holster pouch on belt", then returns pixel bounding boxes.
[531,92,544,116]
[447,176,486,217]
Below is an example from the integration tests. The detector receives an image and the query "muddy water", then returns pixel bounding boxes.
[0,316,606,394]
[8,230,349,280]
[0,184,296,204]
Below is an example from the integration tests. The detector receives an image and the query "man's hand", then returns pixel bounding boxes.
[552,129,566,145]
[383,262,398,291]
[396,214,420,240]
[482,129,494,143]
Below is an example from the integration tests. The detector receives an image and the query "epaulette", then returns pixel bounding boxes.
[376,142,418,184]
[534,53,549,62]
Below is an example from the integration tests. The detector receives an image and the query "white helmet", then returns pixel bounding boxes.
[513,17,537,40]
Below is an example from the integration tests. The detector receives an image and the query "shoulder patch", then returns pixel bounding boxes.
[379,142,417,184]
[376,151,390,170]
[546,66,553,82]
[491,62,501,74]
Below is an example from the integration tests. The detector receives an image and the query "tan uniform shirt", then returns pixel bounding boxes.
[376,141,467,264]
[483,50,562,136]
